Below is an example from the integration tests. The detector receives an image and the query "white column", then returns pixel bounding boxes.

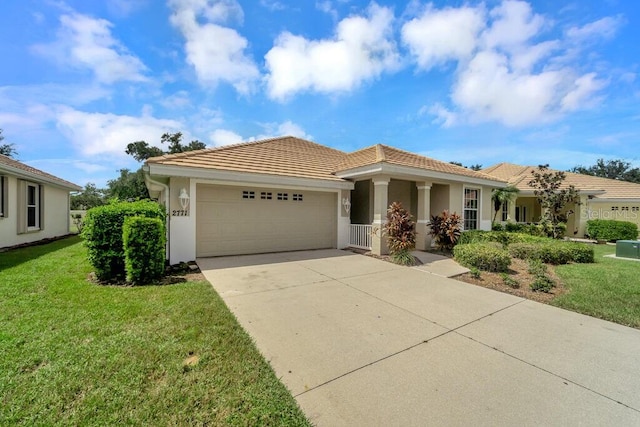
[416,182,432,251]
[371,177,389,255]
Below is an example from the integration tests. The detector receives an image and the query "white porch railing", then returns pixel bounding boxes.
[349,224,372,250]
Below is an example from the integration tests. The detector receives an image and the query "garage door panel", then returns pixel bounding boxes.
[196,185,337,257]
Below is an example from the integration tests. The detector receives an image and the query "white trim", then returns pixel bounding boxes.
[146,164,354,190]
[417,220,430,224]
[26,182,40,231]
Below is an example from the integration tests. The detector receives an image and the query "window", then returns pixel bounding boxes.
[463,188,479,230]
[260,192,272,200]
[633,207,639,212]
[0,175,6,218]
[611,206,619,211]
[293,193,303,201]
[242,190,255,199]
[27,183,40,230]
[515,206,527,223]
[277,193,288,201]
[501,201,509,222]
[621,206,629,211]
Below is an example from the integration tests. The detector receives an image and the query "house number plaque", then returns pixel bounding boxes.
[172,209,189,217]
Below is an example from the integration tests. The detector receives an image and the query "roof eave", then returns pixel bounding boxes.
[335,163,507,187]
[146,163,354,190]
[0,163,81,191]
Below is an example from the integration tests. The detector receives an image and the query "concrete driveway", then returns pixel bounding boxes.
[198,249,640,426]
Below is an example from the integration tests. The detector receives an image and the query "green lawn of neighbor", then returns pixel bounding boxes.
[0,236,310,426]
[553,244,640,328]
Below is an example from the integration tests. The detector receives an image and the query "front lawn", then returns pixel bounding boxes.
[0,237,309,426]
[553,244,640,328]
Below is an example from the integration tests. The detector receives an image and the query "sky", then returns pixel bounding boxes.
[1,0,639,188]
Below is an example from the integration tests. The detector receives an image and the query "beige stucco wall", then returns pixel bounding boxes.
[430,184,449,215]
[0,175,72,249]
[388,179,414,216]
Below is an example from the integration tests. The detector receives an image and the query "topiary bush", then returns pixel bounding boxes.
[586,219,638,241]
[453,242,511,272]
[82,200,165,281]
[123,216,166,285]
[508,241,594,264]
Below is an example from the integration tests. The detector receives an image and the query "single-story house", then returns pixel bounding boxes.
[0,154,81,249]
[143,136,506,263]
[483,162,640,237]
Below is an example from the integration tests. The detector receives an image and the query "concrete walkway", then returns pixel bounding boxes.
[198,249,640,426]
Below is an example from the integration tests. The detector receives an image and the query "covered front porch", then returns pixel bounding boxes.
[346,177,485,255]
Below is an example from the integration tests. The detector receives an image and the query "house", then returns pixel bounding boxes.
[483,162,640,237]
[143,136,506,263]
[0,154,81,249]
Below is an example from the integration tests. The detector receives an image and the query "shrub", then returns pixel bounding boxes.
[453,242,511,272]
[384,202,416,255]
[123,216,166,285]
[509,241,594,265]
[390,249,416,266]
[429,210,462,251]
[82,200,165,281]
[458,230,552,247]
[469,267,481,279]
[527,259,547,276]
[492,223,504,231]
[505,222,526,233]
[586,219,638,241]
[500,273,519,288]
[530,275,555,293]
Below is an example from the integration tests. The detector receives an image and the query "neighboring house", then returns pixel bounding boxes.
[483,162,640,237]
[0,154,81,249]
[143,136,506,263]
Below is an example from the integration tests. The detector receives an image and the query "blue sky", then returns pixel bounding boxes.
[1,0,639,188]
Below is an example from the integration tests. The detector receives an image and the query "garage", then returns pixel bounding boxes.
[196,184,337,257]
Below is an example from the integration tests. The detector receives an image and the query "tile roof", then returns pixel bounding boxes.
[335,144,506,182]
[0,154,81,190]
[483,162,640,200]
[148,138,507,184]
[146,136,348,182]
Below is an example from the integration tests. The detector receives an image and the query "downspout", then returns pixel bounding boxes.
[144,167,171,263]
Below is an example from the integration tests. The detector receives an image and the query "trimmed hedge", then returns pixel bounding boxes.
[458,230,552,247]
[123,216,166,284]
[453,242,511,272]
[586,219,638,241]
[508,241,594,264]
[82,200,165,281]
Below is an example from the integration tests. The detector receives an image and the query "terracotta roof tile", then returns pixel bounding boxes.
[0,154,81,190]
[146,136,347,182]
[482,162,640,200]
[336,144,505,182]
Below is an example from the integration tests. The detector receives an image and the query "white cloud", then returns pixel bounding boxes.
[403,1,612,127]
[32,12,147,84]
[567,16,623,41]
[210,129,243,146]
[561,73,607,112]
[168,0,259,93]
[55,108,182,156]
[402,4,485,70]
[265,3,400,100]
[261,0,286,11]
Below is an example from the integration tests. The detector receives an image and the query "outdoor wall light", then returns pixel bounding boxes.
[178,188,190,210]
[342,197,351,213]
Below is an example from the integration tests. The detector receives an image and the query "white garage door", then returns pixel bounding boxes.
[196,184,337,257]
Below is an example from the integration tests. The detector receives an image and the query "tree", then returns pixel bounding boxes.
[449,161,482,170]
[528,165,580,238]
[571,158,640,183]
[491,185,520,223]
[125,132,206,162]
[106,169,149,201]
[71,183,107,210]
[0,129,17,158]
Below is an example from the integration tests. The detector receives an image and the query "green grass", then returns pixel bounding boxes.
[553,244,640,328]
[0,237,310,426]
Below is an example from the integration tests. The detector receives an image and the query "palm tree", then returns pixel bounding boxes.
[492,186,520,223]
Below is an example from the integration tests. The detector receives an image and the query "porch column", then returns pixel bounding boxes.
[416,182,432,251]
[371,177,389,255]
[576,194,589,237]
